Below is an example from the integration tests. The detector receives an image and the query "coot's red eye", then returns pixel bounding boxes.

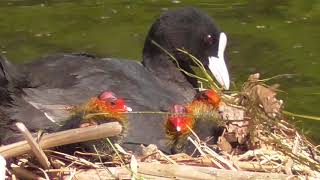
[205,34,214,45]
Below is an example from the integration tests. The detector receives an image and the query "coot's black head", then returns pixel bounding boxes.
[142,7,230,90]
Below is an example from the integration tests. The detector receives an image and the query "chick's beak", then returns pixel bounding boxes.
[208,32,230,90]
[170,117,182,132]
[124,105,133,112]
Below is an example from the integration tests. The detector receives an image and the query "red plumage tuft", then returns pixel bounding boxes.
[193,89,221,108]
[113,98,129,112]
[84,96,130,121]
[165,105,194,139]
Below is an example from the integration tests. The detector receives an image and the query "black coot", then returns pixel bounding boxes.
[0,7,230,154]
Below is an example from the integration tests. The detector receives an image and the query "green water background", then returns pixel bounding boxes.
[0,0,319,142]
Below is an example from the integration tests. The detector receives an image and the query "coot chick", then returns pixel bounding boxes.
[165,89,224,154]
[0,7,230,154]
[59,91,132,154]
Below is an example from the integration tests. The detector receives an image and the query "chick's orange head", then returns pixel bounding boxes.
[194,89,221,108]
[83,91,132,122]
[79,91,132,128]
[98,91,132,112]
[167,105,193,134]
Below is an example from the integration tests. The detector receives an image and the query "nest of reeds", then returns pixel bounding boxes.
[213,73,320,177]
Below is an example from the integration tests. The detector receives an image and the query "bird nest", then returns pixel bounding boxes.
[1,73,319,180]
[0,50,320,179]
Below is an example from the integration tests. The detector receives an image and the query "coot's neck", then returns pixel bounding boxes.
[142,42,197,101]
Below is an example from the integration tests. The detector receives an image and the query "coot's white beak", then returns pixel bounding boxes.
[208,32,230,90]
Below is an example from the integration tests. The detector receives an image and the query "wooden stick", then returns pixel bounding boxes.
[62,163,298,180]
[0,155,5,180]
[11,164,46,180]
[192,157,280,172]
[0,122,122,158]
[139,162,217,179]
[15,122,51,169]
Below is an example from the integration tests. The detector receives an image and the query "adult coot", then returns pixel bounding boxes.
[0,7,230,154]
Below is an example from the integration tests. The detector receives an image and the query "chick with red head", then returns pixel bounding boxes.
[60,91,132,154]
[165,89,224,154]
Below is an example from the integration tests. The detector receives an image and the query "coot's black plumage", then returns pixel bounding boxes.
[0,7,230,154]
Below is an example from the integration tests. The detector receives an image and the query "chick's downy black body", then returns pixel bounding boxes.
[0,7,229,154]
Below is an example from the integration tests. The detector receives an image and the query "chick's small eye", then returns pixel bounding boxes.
[205,34,214,45]
[109,100,116,106]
